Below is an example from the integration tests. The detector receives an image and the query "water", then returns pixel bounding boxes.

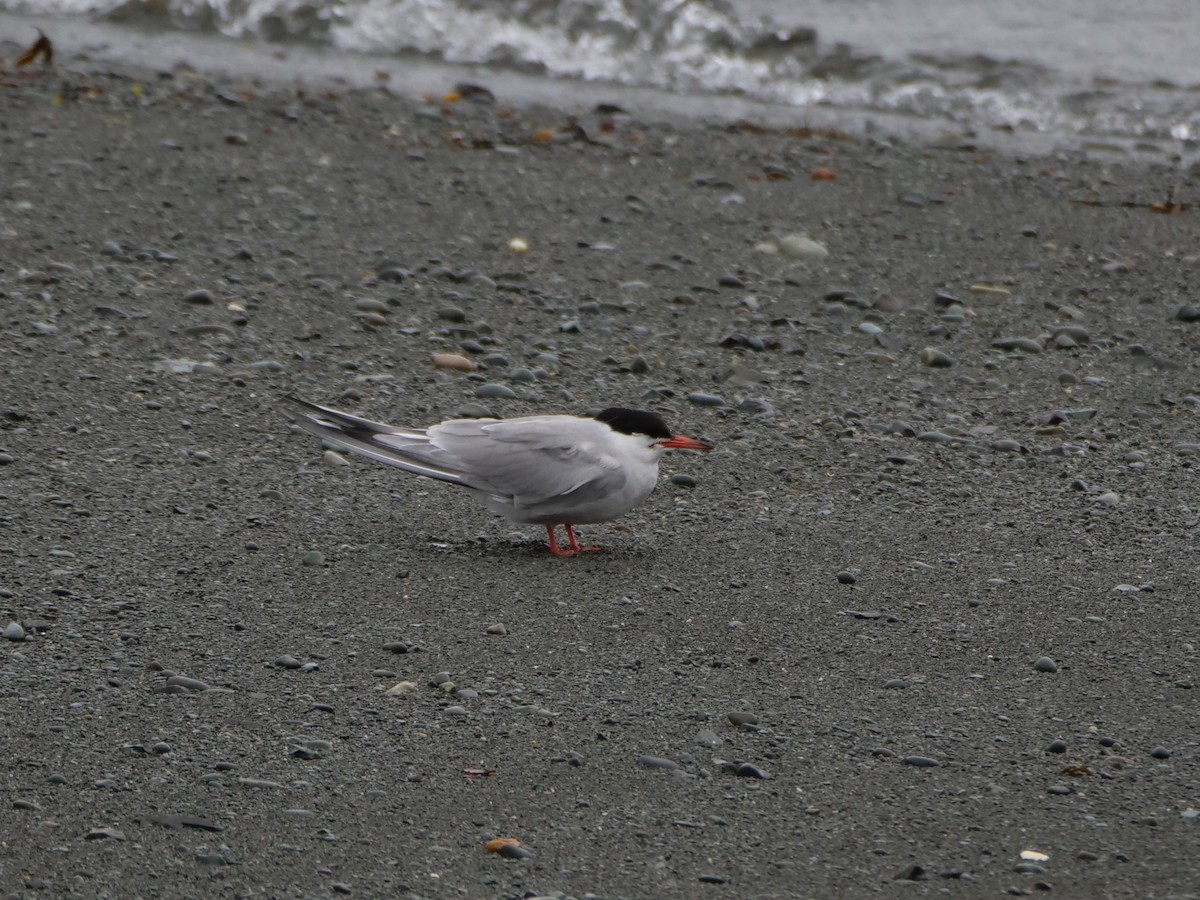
[3,0,1198,156]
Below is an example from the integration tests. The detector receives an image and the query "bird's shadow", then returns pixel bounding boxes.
[443,534,657,561]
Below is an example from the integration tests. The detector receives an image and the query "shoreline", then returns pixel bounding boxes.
[3,9,1197,166]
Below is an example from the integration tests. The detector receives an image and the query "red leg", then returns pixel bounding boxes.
[545,525,576,557]
[565,524,601,554]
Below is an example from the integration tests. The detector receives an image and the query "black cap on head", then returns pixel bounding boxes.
[594,407,673,440]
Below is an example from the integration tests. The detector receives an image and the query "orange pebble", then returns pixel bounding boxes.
[485,838,522,853]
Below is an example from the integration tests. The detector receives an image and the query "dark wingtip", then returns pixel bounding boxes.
[593,407,673,440]
[278,393,319,419]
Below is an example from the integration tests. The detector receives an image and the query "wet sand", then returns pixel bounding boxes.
[1,39,1199,899]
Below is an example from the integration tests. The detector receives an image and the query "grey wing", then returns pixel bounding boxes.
[424,417,627,510]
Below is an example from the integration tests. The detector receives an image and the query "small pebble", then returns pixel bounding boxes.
[165,675,209,691]
[670,474,698,488]
[836,571,857,584]
[916,431,956,443]
[778,234,829,259]
[476,383,518,400]
[433,353,477,372]
[182,288,214,305]
[1046,739,1068,754]
[731,762,768,778]
[993,337,1044,353]
[1053,325,1091,344]
[302,550,325,566]
[921,347,954,367]
[354,297,388,314]
[740,397,776,417]
[498,843,534,860]
[1149,746,1171,760]
[3,621,26,641]
[85,826,127,841]
[902,756,940,767]
[1034,656,1059,673]
[727,711,758,727]
[486,623,508,636]
[637,756,679,770]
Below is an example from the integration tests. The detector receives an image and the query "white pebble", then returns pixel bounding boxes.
[778,233,829,259]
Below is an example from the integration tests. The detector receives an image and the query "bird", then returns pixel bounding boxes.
[280,395,713,556]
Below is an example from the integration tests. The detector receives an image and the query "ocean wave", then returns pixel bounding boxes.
[3,0,1198,144]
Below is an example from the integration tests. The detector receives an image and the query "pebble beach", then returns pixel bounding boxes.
[2,33,1199,899]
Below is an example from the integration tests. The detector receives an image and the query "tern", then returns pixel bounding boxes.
[281,395,713,556]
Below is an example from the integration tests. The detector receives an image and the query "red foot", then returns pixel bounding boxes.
[546,525,602,557]
[565,524,601,554]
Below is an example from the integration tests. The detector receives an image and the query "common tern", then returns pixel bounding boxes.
[281,395,713,556]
